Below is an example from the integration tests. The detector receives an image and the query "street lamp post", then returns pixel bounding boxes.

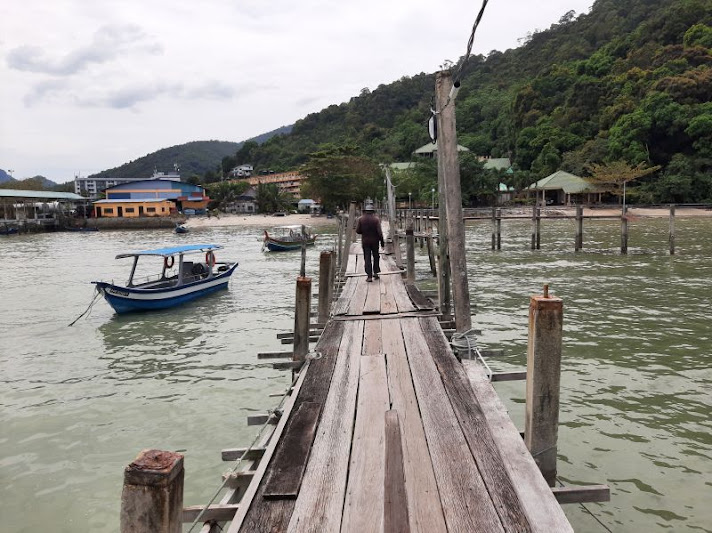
[408,192,412,211]
[431,188,435,211]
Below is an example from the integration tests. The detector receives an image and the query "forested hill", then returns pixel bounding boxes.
[239,0,712,203]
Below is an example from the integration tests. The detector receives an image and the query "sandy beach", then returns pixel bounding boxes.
[184,206,711,230]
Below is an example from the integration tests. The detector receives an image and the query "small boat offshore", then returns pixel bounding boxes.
[92,244,237,313]
[263,225,316,252]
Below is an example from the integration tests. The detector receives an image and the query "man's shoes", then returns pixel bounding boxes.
[373,274,379,280]
[366,277,373,282]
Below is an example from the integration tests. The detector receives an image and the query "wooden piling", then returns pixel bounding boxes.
[669,204,675,255]
[536,207,541,250]
[337,216,343,272]
[340,201,356,278]
[575,205,583,252]
[293,276,312,361]
[531,203,537,250]
[426,235,437,276]
[317,251,334,324]
[491,206,497,251]
[406,215,415,283]
[525,286,563,486]
[496,208,501,250]
[120,449,184,533]
[435,70,470,332]
[621,206,628,255]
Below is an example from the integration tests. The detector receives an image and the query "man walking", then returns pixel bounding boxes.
[355,199,384,282]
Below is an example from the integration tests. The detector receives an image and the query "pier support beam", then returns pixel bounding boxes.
[293,276,312,361]
[669,204,675,255]
[621,206,629,255]
[525,286,563,486]
[120,449,184,533]
[575,205,583,252]
[317,251,334,324]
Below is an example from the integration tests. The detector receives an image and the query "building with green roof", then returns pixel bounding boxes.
[526,170,603,205]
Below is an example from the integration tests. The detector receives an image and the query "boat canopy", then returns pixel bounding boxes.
[116,244,223,259]
[275,225,312,230]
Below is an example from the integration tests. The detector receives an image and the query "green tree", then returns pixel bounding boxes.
[585,160,661,205]
[207,181,250,210]
[255,183,292,214]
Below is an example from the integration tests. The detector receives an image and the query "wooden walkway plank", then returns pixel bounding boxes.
[379,272,399,315]
[384,410,410,533]
[363,278,382,314]
[287,320,365,533]
[405,284,435,311]
[237,320,346,532]
[347,277,369,316]
[418,316,532,533]
[463,360,574,532]
[381,256,416,313]
[341,354,390,532]
[263,402,322,499]
[333,277,358,316]
[400,317,505,532]
[382,320,447,533]
[363,320,382,356]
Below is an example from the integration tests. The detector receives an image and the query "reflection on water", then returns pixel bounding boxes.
[1,218,711,532]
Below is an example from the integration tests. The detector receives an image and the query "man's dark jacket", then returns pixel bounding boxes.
[355,213,384,247]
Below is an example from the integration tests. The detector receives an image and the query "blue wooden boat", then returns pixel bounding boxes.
[92,244,238,313]
[263,225,316,252]
[175,224,189,234]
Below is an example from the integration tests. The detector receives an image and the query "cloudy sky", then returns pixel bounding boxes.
[0,0,593,183]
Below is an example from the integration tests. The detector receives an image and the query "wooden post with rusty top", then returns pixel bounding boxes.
[293,274,312,362]
[525,285,563,486]
[669,204,675,255]
[120,449,184,533]
[317,251,334,324]
[406,214,415,283]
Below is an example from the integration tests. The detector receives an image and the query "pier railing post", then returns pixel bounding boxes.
[318,251,334,323]
[525,286,563,487]
[621,206,629,254]
[120,449,184,533]
[575,205,583,252]
[491,206,497,251]
[496,208,502,250]
[293,275,312,362]
[669,204,675,255]
[340,201,357,279]
[406,214,415,283]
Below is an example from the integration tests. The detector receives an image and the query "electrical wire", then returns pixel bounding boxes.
[453,0,491,86]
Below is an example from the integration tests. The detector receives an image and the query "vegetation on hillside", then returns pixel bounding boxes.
[222,0,711,206]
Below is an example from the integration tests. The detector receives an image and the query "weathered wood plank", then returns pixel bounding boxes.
[551,485,610,504]
[182,504,240,523]
[263,402,322,499]
[379,271,399,315]
[286,320,365,532]
[384,410,410,533]
[363,279,382,314]
[462,359,573,532]
[362,320,382,356]
[405,284,435,311]
[221,448,265,462]
[236,320,345,533]
[491,371,527,382]
[400,317,504,532]
[418,316,532,532]
[342,354,390,532]
[390,274,416,313]
[333,277,358,316]
[382,320,447,533]
[347,277,369,316]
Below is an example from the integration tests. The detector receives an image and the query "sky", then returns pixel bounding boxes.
[0,0,594,183]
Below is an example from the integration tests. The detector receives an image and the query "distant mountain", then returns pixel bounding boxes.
[86,127,293,183]
[0,169,15,184]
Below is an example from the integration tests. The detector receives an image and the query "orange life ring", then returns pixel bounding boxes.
[164,256,175,269]
[205,251,216,267]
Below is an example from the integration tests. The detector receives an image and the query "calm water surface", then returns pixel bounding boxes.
[1,217,710,532]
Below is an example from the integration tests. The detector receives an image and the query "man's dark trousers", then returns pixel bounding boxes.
[362,242,380,278]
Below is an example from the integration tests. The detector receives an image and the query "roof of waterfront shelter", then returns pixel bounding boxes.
[0,189,86,200]
[527,170,597,194]
[482,158,512,171]
[414,142,470,154]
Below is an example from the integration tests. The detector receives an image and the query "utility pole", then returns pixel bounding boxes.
[435,70,471,333]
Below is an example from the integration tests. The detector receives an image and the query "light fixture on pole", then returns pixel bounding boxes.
[431,188,435,211]
[408,192,412,210]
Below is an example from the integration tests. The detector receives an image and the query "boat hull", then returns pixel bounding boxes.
[264,237,316,252]
[93,264,237,313]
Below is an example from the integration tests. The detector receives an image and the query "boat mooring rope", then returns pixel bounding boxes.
[68,289,101,327]
[451,328,492,380]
